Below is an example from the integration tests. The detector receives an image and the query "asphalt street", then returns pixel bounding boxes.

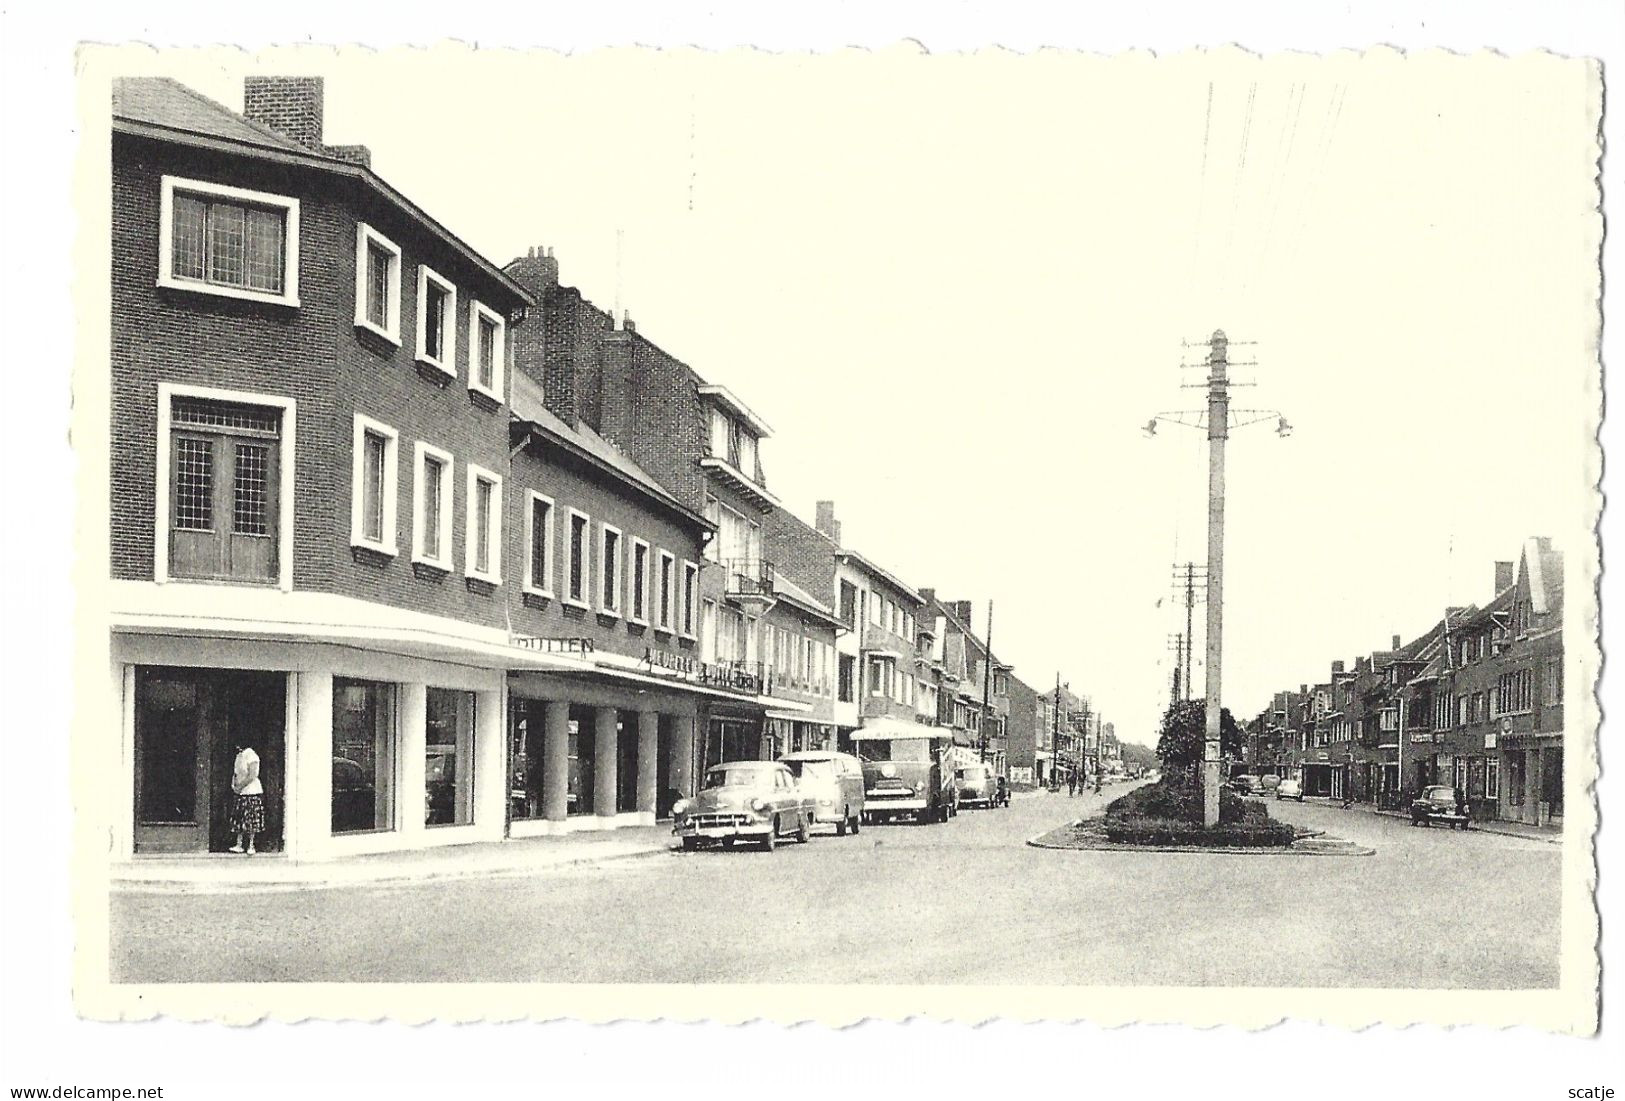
[111,789,1561,986]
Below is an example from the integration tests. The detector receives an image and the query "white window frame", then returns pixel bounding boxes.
[523,490,556,598]
[628,537,651,625]
[681,560,699,638]
[414,265,458,377]
[564,509,593,609]
[157,176,301,307]
[354,223,402,345]
[154,383,297,591]
[350,414,400,556]
[599,523,624,617]
[463,464,503,585]
[410,441,454,570]
[655,549,677,632]
[468,300,507,403]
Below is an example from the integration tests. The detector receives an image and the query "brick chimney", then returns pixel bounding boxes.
[814,500,841,543]
[951,600,974,626]
[596,317,635,450]
[508,246,562,293]
[1392,634,1402,651]
[243,77,370,166]
[917,588,935,606]
[1495,560,1515,594]
[1331,660,1345,675]
[244,76,325,149]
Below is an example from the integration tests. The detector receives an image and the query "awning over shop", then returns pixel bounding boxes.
[850,717,955,741]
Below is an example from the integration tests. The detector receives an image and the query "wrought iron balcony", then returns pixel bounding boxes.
[723,558,776,605]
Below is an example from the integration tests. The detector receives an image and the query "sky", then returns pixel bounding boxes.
[143,46,1598,746]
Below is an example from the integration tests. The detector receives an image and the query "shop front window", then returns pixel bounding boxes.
[425,687,475,827]
[509,700,544,821]
[332,677,397,834]
[567,705,595,816]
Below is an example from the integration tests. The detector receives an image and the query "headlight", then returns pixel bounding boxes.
[818,798,833,806]
[671,799,688,816]
[912,782,924,794]
[749,796,767,813]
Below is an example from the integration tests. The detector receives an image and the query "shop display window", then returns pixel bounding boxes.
[332,677,397,834]
[425,687,475,827]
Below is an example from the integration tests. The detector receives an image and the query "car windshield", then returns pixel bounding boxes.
[961,767,988,780]
[857,738,932,763]
[702,766,774,790]
[784,760,834,782]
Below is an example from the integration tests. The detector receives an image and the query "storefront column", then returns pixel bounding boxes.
[670,715,695,796]
[636,710,659,816]
[594,707,618,818]
[400,683,428,841]
[541,700,570,822]
[474,687,504,836]
[1528,749,1543,825]
[290,670,334,861]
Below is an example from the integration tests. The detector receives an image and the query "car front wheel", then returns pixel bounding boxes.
[797,815,811,843]
[763,820,778,851]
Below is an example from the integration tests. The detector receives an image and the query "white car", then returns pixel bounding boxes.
[1276,778,1305,801]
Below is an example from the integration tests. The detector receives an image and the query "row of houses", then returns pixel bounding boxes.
[1242,539,1567,830]
[104,74,1101,863]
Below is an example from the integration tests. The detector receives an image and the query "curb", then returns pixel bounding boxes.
[111,842,675,896]
[1025,821,1374,857]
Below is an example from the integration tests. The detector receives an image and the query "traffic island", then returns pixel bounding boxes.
[1025,776,1374,856]
[1028,817,1373,856]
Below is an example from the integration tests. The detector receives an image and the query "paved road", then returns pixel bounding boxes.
[111,789,1560,986]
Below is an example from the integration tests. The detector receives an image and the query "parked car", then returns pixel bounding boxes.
[779,750,865,835]
[1275,778,1304,801]
[1410,785,1471,829]
[954,763,1000,809]
[671,761,816,851]
[1228,774,1264,796]
[1259,774,1283,791]
[855,727,958,824]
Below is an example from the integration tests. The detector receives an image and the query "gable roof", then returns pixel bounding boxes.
[1524,536,1564,616]
[112,77,531,306]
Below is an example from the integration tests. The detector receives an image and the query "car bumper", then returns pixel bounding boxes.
[865,797,928,812]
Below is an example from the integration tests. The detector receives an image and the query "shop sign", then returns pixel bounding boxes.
[643,648,768,696]
[1011,766,1034,785]
[1409,731,1434,744]
[1484,733,1497,749]
[514,635,595,654]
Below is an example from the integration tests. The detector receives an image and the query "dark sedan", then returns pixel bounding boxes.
[1410,785,1471,829]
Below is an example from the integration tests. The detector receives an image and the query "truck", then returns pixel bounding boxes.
[851,723,959,824]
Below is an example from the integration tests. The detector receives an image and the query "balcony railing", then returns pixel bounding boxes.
[723,558,776,601]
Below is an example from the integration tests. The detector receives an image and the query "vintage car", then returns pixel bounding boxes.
[1410,784,1471,829]
[953,763,1001,809]
[1227,774,1264,796]
[779,750,865,835]
[671,760,816,851]
[1275,777,1305,802]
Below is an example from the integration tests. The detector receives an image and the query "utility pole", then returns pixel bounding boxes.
[1171,563,1207,702]
[1144,330,1290,826]
[1167,633,1185,706]
[1051,673,1062,791]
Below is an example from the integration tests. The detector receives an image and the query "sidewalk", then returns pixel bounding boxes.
[110,825,677,894]
[1307,797,1563,845]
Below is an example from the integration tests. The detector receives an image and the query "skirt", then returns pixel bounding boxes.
[231,793,266,834]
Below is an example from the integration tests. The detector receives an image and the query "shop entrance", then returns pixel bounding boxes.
[133,666,285,854]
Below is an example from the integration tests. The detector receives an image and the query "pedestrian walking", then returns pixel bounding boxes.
[228,737,265,855]
[1068,772,1078,798]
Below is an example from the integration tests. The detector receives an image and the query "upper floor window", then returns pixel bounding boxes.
[159,177,300,307]
[681,561,699,638]
[350,414,400,556]
[354,224,402,344]
[656,550,676,631]
[469,301,506,403]
[415,266,457,376]
[600,525,623,616]
[523,492,556,598]
[565,510,591,607]
[411,442,454,571]
[162,392,289,586]
[629,538,651,624]
[464,465,502,585]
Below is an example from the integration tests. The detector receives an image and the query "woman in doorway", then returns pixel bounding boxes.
[228,737,265,855]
